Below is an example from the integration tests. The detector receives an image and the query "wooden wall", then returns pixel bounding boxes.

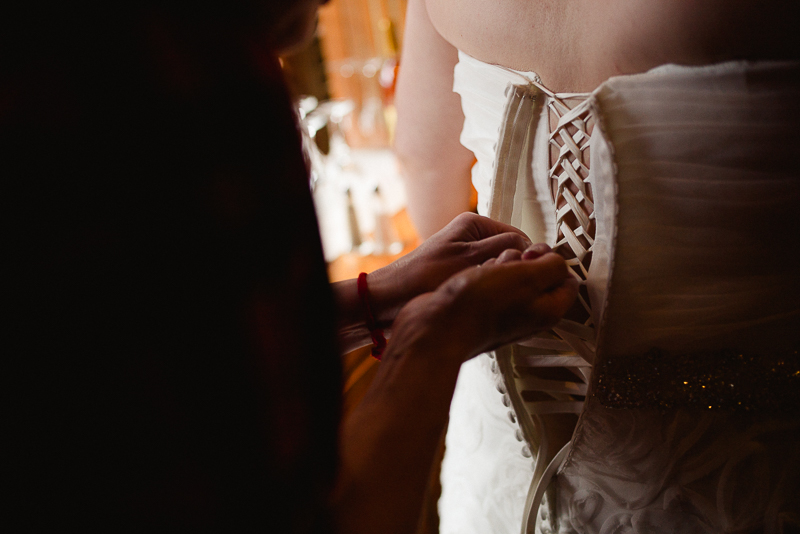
[317,0,407,147]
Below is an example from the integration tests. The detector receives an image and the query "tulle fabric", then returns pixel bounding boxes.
[593,61,800,357]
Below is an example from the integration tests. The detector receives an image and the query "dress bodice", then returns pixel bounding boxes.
[441,51,800,534]
[456,51,800,354]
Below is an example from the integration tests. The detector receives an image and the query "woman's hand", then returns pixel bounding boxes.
[333,213,538,354]
[366,212,532,324]
[387,245,579,362]
[334,244,576,534]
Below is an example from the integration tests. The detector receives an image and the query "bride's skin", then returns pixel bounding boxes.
[427,0,800,92]
[395,0,800,237]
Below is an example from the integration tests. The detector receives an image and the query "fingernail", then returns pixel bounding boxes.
[522,243,551,259]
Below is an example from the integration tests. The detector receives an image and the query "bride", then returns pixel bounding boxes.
[394,0,800,532]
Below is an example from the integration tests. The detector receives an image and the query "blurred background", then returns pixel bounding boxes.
[279,3,444,532]
[281,0,412,270]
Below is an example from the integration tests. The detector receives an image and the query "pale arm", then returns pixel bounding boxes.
[394,0,475,239]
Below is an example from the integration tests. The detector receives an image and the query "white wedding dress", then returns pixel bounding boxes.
[439,52,800,534]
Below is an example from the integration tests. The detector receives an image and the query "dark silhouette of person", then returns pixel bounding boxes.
[5,2,340,530]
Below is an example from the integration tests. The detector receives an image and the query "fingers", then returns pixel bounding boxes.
[522,243,552,260]
[496,242,553,265]
[408,251,579,360]
[515,277,580,346]
[484,252,577,325]
[485,257,578,343]
[451,252,574,316]
[481,242,552,267]
[467,231,531,264]
[462,255,578,352]
[510,251,573,294]
[496,248,522,264]
[450,212,530,242]
[529,276,580,325]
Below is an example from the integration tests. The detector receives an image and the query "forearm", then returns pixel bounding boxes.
[332,316,465,534]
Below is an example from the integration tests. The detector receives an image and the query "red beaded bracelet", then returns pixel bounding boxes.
[357,272,387,360]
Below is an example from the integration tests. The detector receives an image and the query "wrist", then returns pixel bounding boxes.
[357,272,388,359]
[361,264,406,326]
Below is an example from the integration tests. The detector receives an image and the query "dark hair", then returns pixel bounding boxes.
[5,3,341,531]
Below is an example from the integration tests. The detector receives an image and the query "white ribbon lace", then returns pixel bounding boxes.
[487,77,597,534]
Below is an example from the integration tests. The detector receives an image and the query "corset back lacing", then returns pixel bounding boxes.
[487,71,598,534]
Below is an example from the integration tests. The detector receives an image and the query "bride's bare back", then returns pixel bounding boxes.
[426,0,800,91]
[394,0,800,237]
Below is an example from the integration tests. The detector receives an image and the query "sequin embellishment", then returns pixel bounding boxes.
[594,348,800,412]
